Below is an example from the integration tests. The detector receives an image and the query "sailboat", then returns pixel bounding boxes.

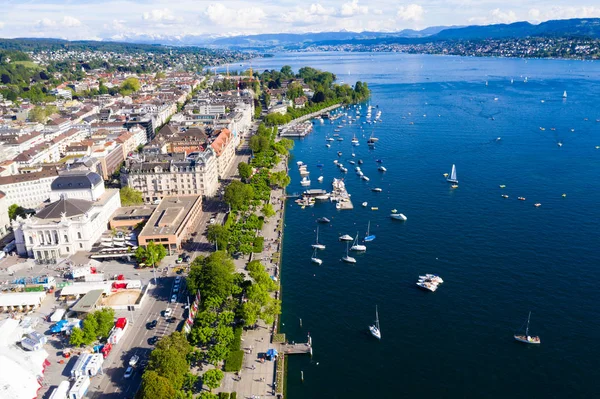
[311,248,322,265]
[350,232,366,252]
[341,241,356,263]
[446,164,458,184]
[369,305,381,339]
[563,90,567,99]
[514,312,541,344]
[364,221,376,242]
[312,227,326,250]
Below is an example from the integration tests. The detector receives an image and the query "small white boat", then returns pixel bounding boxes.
[311,249,323,265]
[361,176,369,181]
[340,167,348,173]
[296,161,304,166]
[534,203,541,207]
[390,213,407,221]
[378,166,387,172]
[514,312,541,345]
[342,242,357,263]
[326,144,331,148]
[348,160,355,165]
[563,90,567,99]
[300,170,310,176]
[326,137,334,142]
[317,176,324,182]
[372,188,382,192]
[362,202,368,207]
[369,305,381,340]
[419,274,443,284]
[350,232,367,252]
[300,177,311,186]
[339,234,353,241]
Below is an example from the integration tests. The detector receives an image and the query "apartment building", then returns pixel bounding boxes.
[0,168,59,209]
[122,149,218,202]
[210,128,236,179]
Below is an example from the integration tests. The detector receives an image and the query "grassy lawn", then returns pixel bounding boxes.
[11,61,41,70]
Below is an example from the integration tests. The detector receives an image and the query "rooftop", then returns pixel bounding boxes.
[139,195,201,238]
[70,289,104,313]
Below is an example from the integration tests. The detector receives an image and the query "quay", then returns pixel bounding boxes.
[280,121,313,137]
[280,103,342,130]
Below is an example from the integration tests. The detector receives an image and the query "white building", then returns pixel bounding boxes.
[13,171,121,260]
[0,168,59,210]
[210,128,237,179]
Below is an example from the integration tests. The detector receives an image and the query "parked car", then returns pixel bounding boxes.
[175,258,183,264]
[209,218,216,224]
[170,294,177,303]
[148,336,159,345]
[124,367,134,379]
[147,320,157,330]
[164,308,172,317]
[173,287,179,294]
[166,317,177,323]
[175,276,182,283]
[129,355,139,367]
[182,254,191,263]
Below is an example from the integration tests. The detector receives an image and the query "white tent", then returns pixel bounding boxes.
[0,319,49,399]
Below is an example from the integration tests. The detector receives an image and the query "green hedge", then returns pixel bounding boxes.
[230,393,237,399]
[218,393,230,399]
[224,350,244,372]
[252,236,264,253]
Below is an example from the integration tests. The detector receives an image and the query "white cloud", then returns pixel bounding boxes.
[340,0,368,17]
[62,16,82,27]
[0,22,5,29]
[528,6,600,22]
[282,3,335,25]
[142,8,180,24]
[35,16,81,29]
[204,3,266,27]
[373,9,383,15]
[397,4,424,21]
[469,8,517,24]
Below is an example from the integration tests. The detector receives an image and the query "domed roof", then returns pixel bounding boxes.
[35,198,93,220]
[51,171,102,191]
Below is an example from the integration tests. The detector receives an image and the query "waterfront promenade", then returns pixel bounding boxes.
[280,103,342,130]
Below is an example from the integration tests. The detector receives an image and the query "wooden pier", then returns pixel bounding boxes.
[277,334,313,356]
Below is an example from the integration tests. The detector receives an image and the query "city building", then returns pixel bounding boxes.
[0,168,59,209]
[122,150,218,202]
[13,171,121,260]
[210,128,236,179]
[138,195,202,254]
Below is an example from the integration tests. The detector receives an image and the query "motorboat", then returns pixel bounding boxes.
[378,166,387,172]
[502,194,509,198]
[361,176,370,181]
[355,166,361,172]
[300,177,311,186]
[326,137,334,141]
[316,217,331,223]
[371,207,378,211]
[348,160,355,165]
[534,203,541,207]
[362,202,368,207]
[372,188,383,192]
[358,160,364,164]
[337,151,342,157]
[390,213,407,221]
[339,234,353,241]
[318,176,324,182]
[518,197,526,201]
[326,144,331,148]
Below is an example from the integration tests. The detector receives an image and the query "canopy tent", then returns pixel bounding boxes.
[266,348,278,360]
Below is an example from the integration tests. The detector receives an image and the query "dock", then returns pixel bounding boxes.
[331,178,353,210]
[277,334,313,356]
[280,121,313,137]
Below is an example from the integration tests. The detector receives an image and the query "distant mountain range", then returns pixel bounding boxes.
[110,18,600,49]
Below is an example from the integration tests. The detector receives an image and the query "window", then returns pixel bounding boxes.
[66,247,70,253]
[77,232,82,239]
[79,243,83,249]
[64,235,69,243]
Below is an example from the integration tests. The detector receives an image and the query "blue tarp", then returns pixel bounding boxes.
[50,320,68,333]
[266,348,278,359]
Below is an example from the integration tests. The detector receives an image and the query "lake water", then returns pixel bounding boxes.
[251,52,600,398]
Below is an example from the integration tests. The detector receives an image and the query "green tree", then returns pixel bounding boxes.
[69,327,85,347]
[149,347,189,390]
[280,65,294,78]
[199,393,218,399]
[136,241,167,267]
[191,251,235,303]
[224,180,254,210]
[120,77,141,94]
[119,186,143,206]
[139,370,176,399]
[240,301,260,327]
[261,203,275,218]
[8,204,26,220]
[82,316,98,345]
[28,106,48,123]
[93,308,115,340]
[249,134,270,153]
[237,162,252,181]
[202,369,224,392]
[207,224,229,251]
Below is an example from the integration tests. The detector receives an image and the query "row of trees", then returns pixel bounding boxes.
[69,308,116,347]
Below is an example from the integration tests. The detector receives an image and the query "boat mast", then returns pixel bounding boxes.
[367,221,370,236]
[376,305,379,329]
[526,311,531,336]
[316,226,319,244]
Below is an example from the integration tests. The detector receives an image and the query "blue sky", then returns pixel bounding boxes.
[0,0,599,40]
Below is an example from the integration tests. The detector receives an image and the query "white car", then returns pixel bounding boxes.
[164,308,172,317]
[173,287,179,294]
[129,355,139,367]
[175,276,182,283]
[170,294,177,303]
[209,218,216,224]
[124,366,134,379]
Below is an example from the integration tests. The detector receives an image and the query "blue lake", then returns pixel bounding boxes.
[251,52,600,398]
